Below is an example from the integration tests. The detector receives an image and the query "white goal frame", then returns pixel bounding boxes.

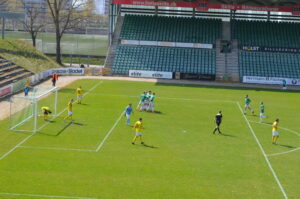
[9,86,58,134]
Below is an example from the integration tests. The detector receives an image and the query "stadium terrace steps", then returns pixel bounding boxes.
[239,51,300,79]
[222,21,231,41]
[112,45,216,75]
[120,15,222,44]
[232,20,300,48]
[0,57,34,88]
[215,39,239,81]
[105,15,124,68]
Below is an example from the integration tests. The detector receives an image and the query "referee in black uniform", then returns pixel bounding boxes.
[213,111,222,134]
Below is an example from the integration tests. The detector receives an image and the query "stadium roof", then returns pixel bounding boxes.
[212,0,299,6]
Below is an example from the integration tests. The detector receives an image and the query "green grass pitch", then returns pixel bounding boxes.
[0,79,299,199]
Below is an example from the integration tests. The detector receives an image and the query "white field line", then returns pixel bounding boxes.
[18,145,95,152]
[95,111,125,152]
[267,147,300,157]
[94,93,236,103]
[0,81,104,161]
[248,120,300,137]
[0,192,98,199]
[236,102,288,199]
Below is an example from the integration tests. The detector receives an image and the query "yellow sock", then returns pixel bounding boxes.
[132,136,137,143]
[274,136,278,143]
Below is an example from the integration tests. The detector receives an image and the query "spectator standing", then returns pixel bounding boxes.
[52,72,58,87]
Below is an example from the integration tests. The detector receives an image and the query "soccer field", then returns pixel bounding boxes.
[5,31,108,56]
[0,79,299,199]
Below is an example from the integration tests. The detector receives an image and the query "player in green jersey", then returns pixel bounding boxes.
[147,92,155,112]
[244,95,254,115]
[138,91,147,111]
[259,102,267,122]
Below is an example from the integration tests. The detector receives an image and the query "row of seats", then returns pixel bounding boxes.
[120,15,222,44]
[232,20,300,48]
[239,51,300,78]
[112,45,216,75]
[0,57,33,88]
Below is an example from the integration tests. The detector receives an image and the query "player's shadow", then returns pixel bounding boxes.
[277,144,295,149]
[37,121,84,136]
[58,88,75,93]
[220,133,237,138]
[77,103,88,106]
[137,143,158,149]
[144,110,163,114]
[56,122,73,136]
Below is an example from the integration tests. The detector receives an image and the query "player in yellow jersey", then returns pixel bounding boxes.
[64,99,74,121]
[41,106,52,121]
[132,118,144,145]
[76,86,83,104]
[272,119,279,144]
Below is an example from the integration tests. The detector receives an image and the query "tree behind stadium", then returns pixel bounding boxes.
[45,0,92,65]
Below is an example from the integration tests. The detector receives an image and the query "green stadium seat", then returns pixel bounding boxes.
[112,45,216,75]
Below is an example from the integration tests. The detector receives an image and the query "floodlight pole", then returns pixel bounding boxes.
[33,98,38,134]
[54,87,58,115]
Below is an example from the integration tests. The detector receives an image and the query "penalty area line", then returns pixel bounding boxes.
[236,102,288,199]
[17,145,95,152]
[95,111,125,152]
[267,147,300,157]
[248,120,300,137]
[0,192,98,199]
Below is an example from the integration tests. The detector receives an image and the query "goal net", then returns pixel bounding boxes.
[10,86,58,133]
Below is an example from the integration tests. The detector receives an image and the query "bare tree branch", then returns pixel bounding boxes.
[45,0,93,64]
[18,0,46,47]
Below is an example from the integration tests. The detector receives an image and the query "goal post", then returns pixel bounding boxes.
[10,86,59,134]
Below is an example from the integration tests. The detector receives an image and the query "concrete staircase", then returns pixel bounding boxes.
[215,21,239,82]
[104,16,124,69]
[225,39,239,81]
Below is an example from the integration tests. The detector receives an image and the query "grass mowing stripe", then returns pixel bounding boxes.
[248,120,300,137]
[0,81,104,161]
[0,192,98,199]
[95,111,125,152]
[17,145,95,152]
[0,134,33,161]
[267,147,300,157]
[94,93,236,103]
[236,102,289,199]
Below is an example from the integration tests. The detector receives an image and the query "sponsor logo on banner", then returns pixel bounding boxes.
[157,42,175,47]
[0,84,13,98]
[242,46,300,53]
[51,68,84,75]
[129,70,173,79]
[243,76,300,85]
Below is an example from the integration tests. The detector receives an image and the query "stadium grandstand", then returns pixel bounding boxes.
[105,0,300,84]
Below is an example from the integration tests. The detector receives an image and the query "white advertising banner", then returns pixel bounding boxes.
[51,68,84,75]
[243,76,300,85]
[198,43,213,49]
[158,42,176,47]
[129,70,173,79]
[140,41,158,46]
[176,42,194,48]
[121,40,140,45]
